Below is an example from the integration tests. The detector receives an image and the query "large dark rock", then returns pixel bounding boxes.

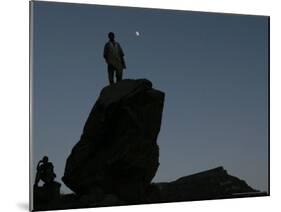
[62,79,165,202]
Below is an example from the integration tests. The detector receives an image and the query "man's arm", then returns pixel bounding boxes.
[103,43,109,62]
[36,160,42,171]
[118,43,126,69]
[118,43,125,57]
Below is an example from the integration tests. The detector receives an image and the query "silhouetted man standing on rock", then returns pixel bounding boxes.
[103,32,126,85]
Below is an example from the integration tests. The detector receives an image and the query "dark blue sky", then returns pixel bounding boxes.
[31,1,269,193]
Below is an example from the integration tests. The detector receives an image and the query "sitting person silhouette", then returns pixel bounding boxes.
[103,32,126,85]
[34,156,56,187]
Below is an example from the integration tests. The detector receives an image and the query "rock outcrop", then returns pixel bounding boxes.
[33,182,61,210]
[33,79,267,211]
[145,166,260,203]
[62,79,165,202]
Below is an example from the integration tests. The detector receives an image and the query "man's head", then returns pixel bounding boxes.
[108,32,115,41]
[42,156,49,163]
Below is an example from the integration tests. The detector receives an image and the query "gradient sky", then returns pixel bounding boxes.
[31,1,269,193]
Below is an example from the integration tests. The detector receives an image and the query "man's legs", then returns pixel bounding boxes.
[116,69,123,82]
[107,64,114,85]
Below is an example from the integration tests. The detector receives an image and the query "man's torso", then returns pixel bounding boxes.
[104,41,123,71]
